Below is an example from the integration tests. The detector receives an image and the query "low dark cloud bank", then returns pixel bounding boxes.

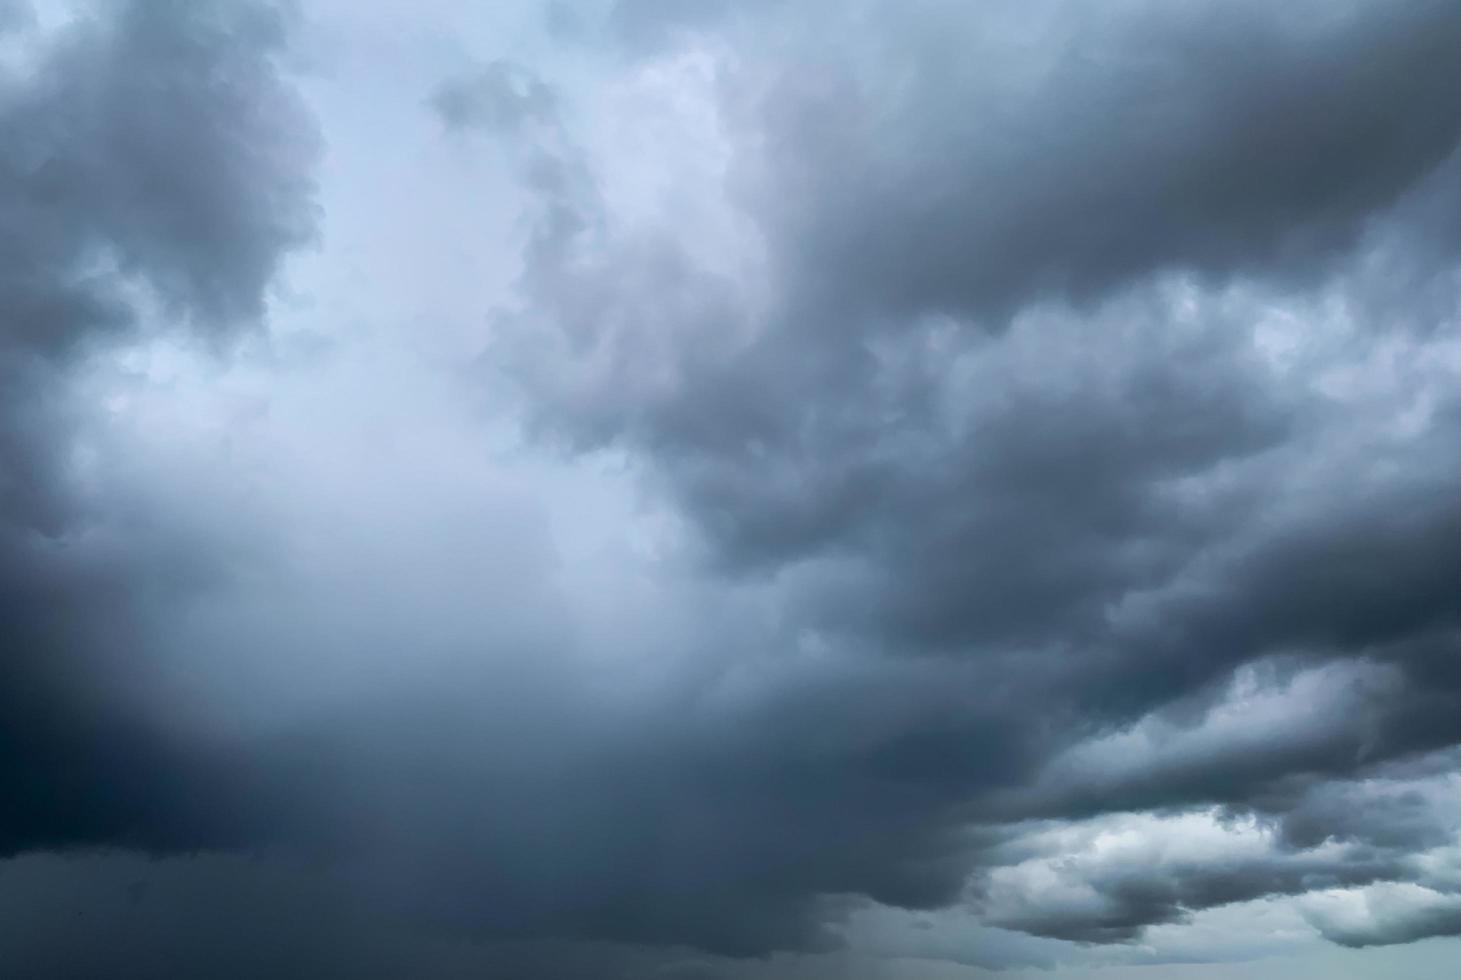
[7,0,1461,977]
[0,0,317,856]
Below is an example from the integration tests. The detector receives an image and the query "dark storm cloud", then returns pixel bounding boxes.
[1276,776,1461,854]
[0,0,317,855]
[479,0,1461,956]
[10,0,1461,973]
[0,853,904,980]
[0,0,316,344]
[217,668,988,957]
[0,852,633,980]
[737,0,1461,326]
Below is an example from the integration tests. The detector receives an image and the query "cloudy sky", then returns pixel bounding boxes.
[5,0,1461,977]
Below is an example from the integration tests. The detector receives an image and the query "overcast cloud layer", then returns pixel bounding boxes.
[5,1,1461,977]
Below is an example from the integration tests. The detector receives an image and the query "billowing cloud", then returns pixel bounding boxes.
[473,0,1461,956]
[6,0,1461,977]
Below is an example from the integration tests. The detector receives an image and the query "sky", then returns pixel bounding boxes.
[4,1,1461,977]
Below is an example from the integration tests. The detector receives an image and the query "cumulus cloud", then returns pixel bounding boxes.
[1303,883,1461,948]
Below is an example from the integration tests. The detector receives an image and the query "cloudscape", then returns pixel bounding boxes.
[5,1,1461,977]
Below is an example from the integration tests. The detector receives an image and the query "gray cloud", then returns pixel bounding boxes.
[731,0,1461,325]
[0,0,318,855]
[0,0,31,33]
[478,0,1461,957]
[988,849,1408,945]
[9,0,1461,975]
[1304,883,1461,949]
[431,60,557,135]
